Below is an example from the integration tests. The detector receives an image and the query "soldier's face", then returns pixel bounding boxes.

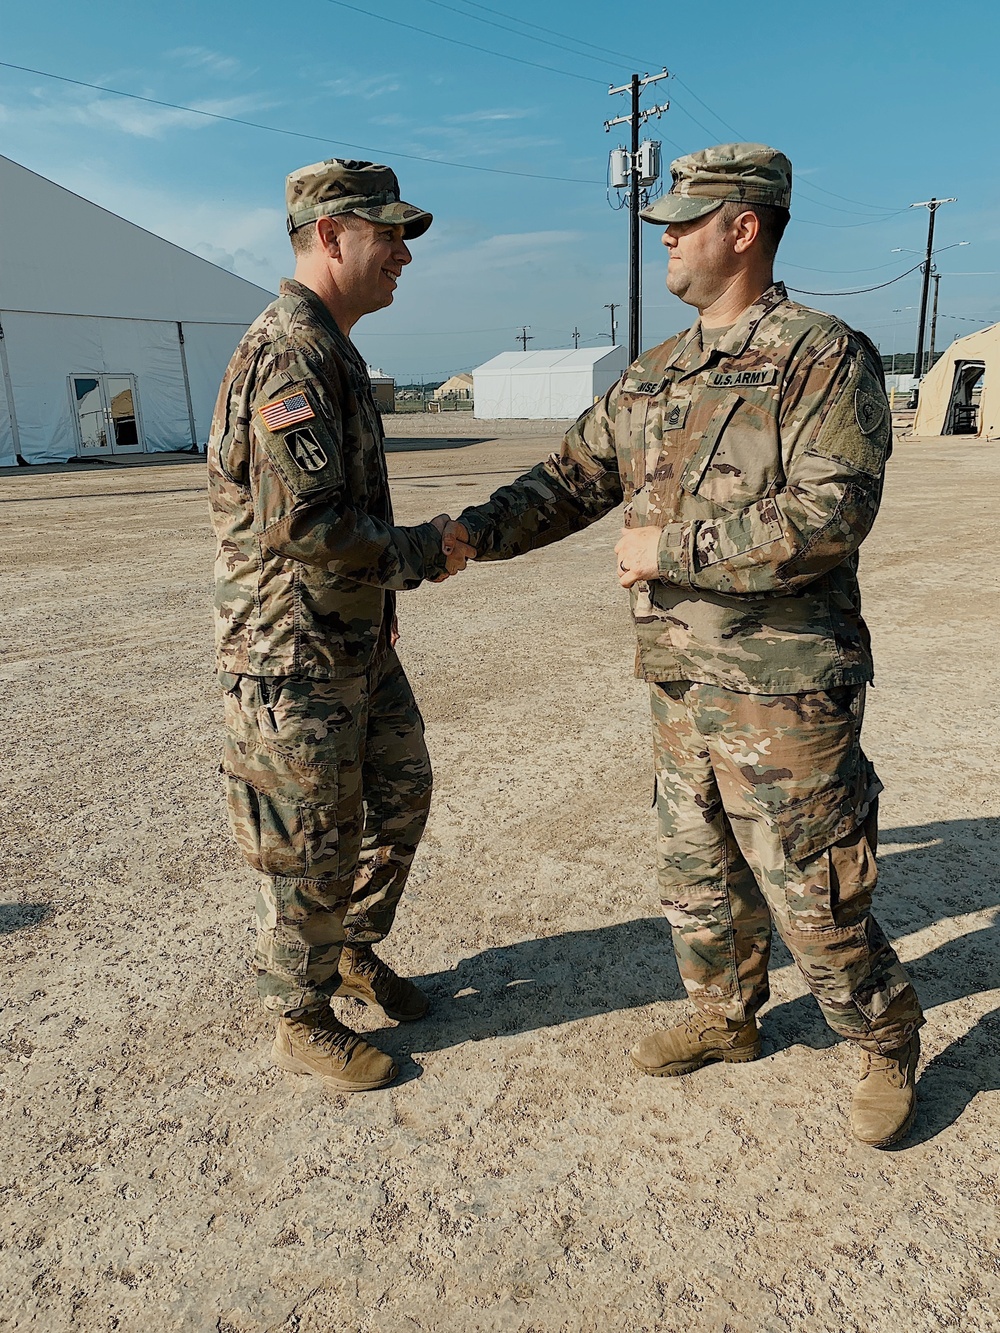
[337,220,412,315]
[662,210,734,311]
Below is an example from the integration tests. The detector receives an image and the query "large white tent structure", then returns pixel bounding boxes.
[0,154,273,466]
[913,322,1000,440]
[473,346,627,419]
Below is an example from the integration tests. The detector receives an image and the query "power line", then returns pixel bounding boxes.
[793,211,911,230]
[786,260,924,297]
[319,0,606,84]
[416,0,621,70]
[0,60,603,185]
[451,0,648,66]
[668,75,903,216]
[780,257,916,275]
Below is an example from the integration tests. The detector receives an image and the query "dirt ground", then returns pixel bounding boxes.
[1,418,998,1333]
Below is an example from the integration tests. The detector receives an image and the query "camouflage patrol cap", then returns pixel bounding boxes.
[285,158,433,239]
[640,143,792,225]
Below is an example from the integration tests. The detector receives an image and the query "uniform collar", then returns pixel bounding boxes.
[279,277,357,356]
[664,281,789,375]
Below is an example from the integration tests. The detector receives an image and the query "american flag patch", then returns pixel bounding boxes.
[259,391,315,431]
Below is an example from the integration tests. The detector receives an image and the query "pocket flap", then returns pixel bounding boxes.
[776,780,862,865]
[680,392,741,495]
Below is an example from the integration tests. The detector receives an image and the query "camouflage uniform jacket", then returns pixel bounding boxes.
[458,282,892,694]
[208,279,447,680]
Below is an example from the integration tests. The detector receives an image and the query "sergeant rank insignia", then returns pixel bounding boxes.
[664,401,689,430]
[259,391,316,432]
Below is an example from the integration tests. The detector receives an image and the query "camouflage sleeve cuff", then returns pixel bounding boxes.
[409,521,450,580]
[455,507,493,549]
[655,523,691,585]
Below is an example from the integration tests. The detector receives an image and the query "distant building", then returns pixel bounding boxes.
[472,346,627,419]
[433,372,473,402]
[367,367,395,413]
[0,154,272,466]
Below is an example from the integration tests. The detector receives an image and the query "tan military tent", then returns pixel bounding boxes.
[913,322,1000,440]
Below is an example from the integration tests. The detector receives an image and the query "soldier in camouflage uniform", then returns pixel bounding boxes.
[208,160,474,1093]
[439,145,924,1145]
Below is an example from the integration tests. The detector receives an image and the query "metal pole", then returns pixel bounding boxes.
[929,271,941,368]
[913,201,937,380]
[628,73,641,364]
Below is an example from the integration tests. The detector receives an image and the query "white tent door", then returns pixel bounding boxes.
[70,373,143,456]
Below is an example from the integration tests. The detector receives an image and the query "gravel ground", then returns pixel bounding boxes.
[1,421,998,1332]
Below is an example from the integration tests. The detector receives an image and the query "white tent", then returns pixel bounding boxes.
[473,346,628,420]
[0,154,273,466]
[913,322,1000,440]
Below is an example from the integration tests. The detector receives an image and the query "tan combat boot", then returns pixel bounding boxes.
[336,943,429,1022]
[272,1007,397,1092]
[850,1032,920,1147]
[630,1011,761,1077]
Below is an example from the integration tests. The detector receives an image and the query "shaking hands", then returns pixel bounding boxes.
[430,515,476,581]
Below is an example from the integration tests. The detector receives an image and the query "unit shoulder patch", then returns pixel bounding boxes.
[708,367,779,389]
[854,387,887,436]
[285,428,328,473]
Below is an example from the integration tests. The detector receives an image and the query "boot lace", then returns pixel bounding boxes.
[303,1011,362,1059]
[347,946,409,1006]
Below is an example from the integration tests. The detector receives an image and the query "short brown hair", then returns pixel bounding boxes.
[289,211,367,255]
[716,200,790,258]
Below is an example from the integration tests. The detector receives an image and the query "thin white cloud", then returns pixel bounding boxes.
[168,47,243,77]
[325,74,401,100]
[441,108,535,125]
[0,90,273,140]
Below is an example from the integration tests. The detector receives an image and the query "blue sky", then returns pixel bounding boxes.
[2,0,997,379]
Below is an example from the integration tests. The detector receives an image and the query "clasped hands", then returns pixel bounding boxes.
[430,515,476,580]
[429,514,661,588]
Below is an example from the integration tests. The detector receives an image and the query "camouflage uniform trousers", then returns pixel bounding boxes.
[220,650,432,1014]
[650,681,923,1054]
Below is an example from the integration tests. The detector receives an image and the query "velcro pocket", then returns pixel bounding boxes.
[680,392,741,495]
[775,779,863,865]
[806,356,890,480]
[252,373,344,497]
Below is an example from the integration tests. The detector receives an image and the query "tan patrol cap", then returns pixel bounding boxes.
[640,142,792,225]
[285,158,433,238]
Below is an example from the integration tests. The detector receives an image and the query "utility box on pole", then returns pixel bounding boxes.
[637,141,661,187]
[609,148,629,189]
[605,72,669,363]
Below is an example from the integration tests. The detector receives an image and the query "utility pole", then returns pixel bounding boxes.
[928,270,941,368]
[516,325,533,352]
[604,303,619,346]
[910,197,955,381]
[572,326,581,349]
[606,70,669,363]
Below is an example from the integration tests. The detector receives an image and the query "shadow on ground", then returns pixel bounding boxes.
[0,903,52,934]
[0,451,203,478]
[374,818,999,1131]
[374,915,682,1067]
[755,818,1000,1140]
[383,436,494,453]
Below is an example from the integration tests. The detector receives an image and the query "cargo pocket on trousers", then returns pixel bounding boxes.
[224,775,307,879]
[775,779,874,933]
